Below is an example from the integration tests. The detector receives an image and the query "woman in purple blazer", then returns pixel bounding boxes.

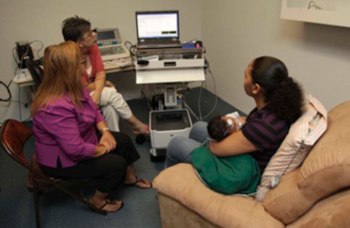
[31,41,151,213]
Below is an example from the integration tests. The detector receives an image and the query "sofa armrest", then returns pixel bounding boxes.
[153,164,284,228]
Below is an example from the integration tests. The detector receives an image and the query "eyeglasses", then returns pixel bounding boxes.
[80,28,98,41]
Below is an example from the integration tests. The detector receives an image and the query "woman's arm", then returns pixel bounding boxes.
[209,130,258,157]
[96,120,117,151]
[90,71,106,105]
[239,116,247,125]
[37,106,103,161]
[93,142,108,157]
[86,82,95,92]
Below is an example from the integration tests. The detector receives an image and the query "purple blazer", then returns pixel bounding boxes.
[33,88,104,168]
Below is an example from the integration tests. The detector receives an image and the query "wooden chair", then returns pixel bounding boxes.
[0,119,106,228]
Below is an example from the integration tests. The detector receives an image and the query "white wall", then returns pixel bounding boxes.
[2,0,350,124]
[0,0,202,124]
[202,0,350,113]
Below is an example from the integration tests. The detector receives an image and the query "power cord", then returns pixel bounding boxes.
[13,40,44,68]
[178,58,218,122]
[182,96,200,121]
[124,41,137,70]
[29,40,44,59]
[0,66,18,102]
[12,47,25,69]
[197,58,218,121]
[0,81,11,102]
[124,41,137,56]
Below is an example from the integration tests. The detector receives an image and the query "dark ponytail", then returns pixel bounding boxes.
[251,56,304,123]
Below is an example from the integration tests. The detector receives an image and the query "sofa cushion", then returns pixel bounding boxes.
[255,94,327,202]
[263,101,350,224]
[298,101,350,202]
[263,169,315,224]
[286,188,350,228]
[153,164,284,228]
[158,193,219,228]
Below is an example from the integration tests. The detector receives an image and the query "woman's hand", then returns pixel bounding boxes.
[105,80,115,88]
[93,141,110,158]
[209,131,259,157]
[86,82,96,92]
[99,130,117,152]
[239,116,247,126]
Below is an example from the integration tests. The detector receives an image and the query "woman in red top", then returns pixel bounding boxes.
[62,16,149,134]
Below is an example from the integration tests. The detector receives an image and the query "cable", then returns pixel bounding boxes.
[1,67,21,102]
[14,40,43,69]
[124,41,137,56]
[198,81,205,120]
[141,85,153,110]
[29,40,44,59]
[183,99,200,122]
[14,43,28,69]
[196,59,218,121]
[12,47,19,65]
[0,81,12,102]
[17,86,32,122]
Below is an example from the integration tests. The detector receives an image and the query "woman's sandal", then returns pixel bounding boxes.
[98,199,124,213]
[81,190,124,213]
[125,176,152,189]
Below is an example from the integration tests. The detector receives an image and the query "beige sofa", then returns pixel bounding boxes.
[153,101,350,228]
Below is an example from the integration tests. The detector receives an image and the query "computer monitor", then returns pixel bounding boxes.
[136,10,179,40]
[96,28,122,46]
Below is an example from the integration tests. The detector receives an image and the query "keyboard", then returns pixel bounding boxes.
[103,58,132,70]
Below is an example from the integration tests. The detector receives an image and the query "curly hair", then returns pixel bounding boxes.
[62,16,91,42]
[207,115,229,141]
[251,56,304,123]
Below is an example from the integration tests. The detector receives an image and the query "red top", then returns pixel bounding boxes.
[82,44,104,84]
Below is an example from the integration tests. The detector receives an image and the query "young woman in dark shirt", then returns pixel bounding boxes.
[165,56,304,173]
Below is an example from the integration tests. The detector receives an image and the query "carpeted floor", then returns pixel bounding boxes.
[0,87,242,228]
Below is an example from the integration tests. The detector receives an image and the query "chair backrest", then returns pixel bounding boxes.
[1,119,106,217]
[1,120,61,191]
[0,119,32,167]
[26,59,43,88]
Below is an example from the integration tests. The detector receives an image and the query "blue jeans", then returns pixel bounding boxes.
[165,121,210,168]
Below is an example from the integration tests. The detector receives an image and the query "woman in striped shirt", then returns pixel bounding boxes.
[165,56,304,174]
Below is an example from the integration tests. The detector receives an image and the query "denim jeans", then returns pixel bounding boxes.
[165,121,210,168]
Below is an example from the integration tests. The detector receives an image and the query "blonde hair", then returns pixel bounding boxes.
[31,41,83,115]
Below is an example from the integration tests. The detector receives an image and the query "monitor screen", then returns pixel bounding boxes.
[136,11,179,39]
[97,31,115,40]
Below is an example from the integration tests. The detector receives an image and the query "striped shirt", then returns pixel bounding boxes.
[242,106,290,173]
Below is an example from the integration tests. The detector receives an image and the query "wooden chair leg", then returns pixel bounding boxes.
[51,185,107,215]
[33,175,41,228]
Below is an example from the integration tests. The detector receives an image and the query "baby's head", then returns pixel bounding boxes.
[207,115,238,141]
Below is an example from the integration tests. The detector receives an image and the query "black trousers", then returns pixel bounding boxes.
[39,132,140,193]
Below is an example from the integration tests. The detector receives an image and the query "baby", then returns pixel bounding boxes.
[207,111,242,141]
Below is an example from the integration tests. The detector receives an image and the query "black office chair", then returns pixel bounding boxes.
[26,59,43,90]
[0,119,106,228]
